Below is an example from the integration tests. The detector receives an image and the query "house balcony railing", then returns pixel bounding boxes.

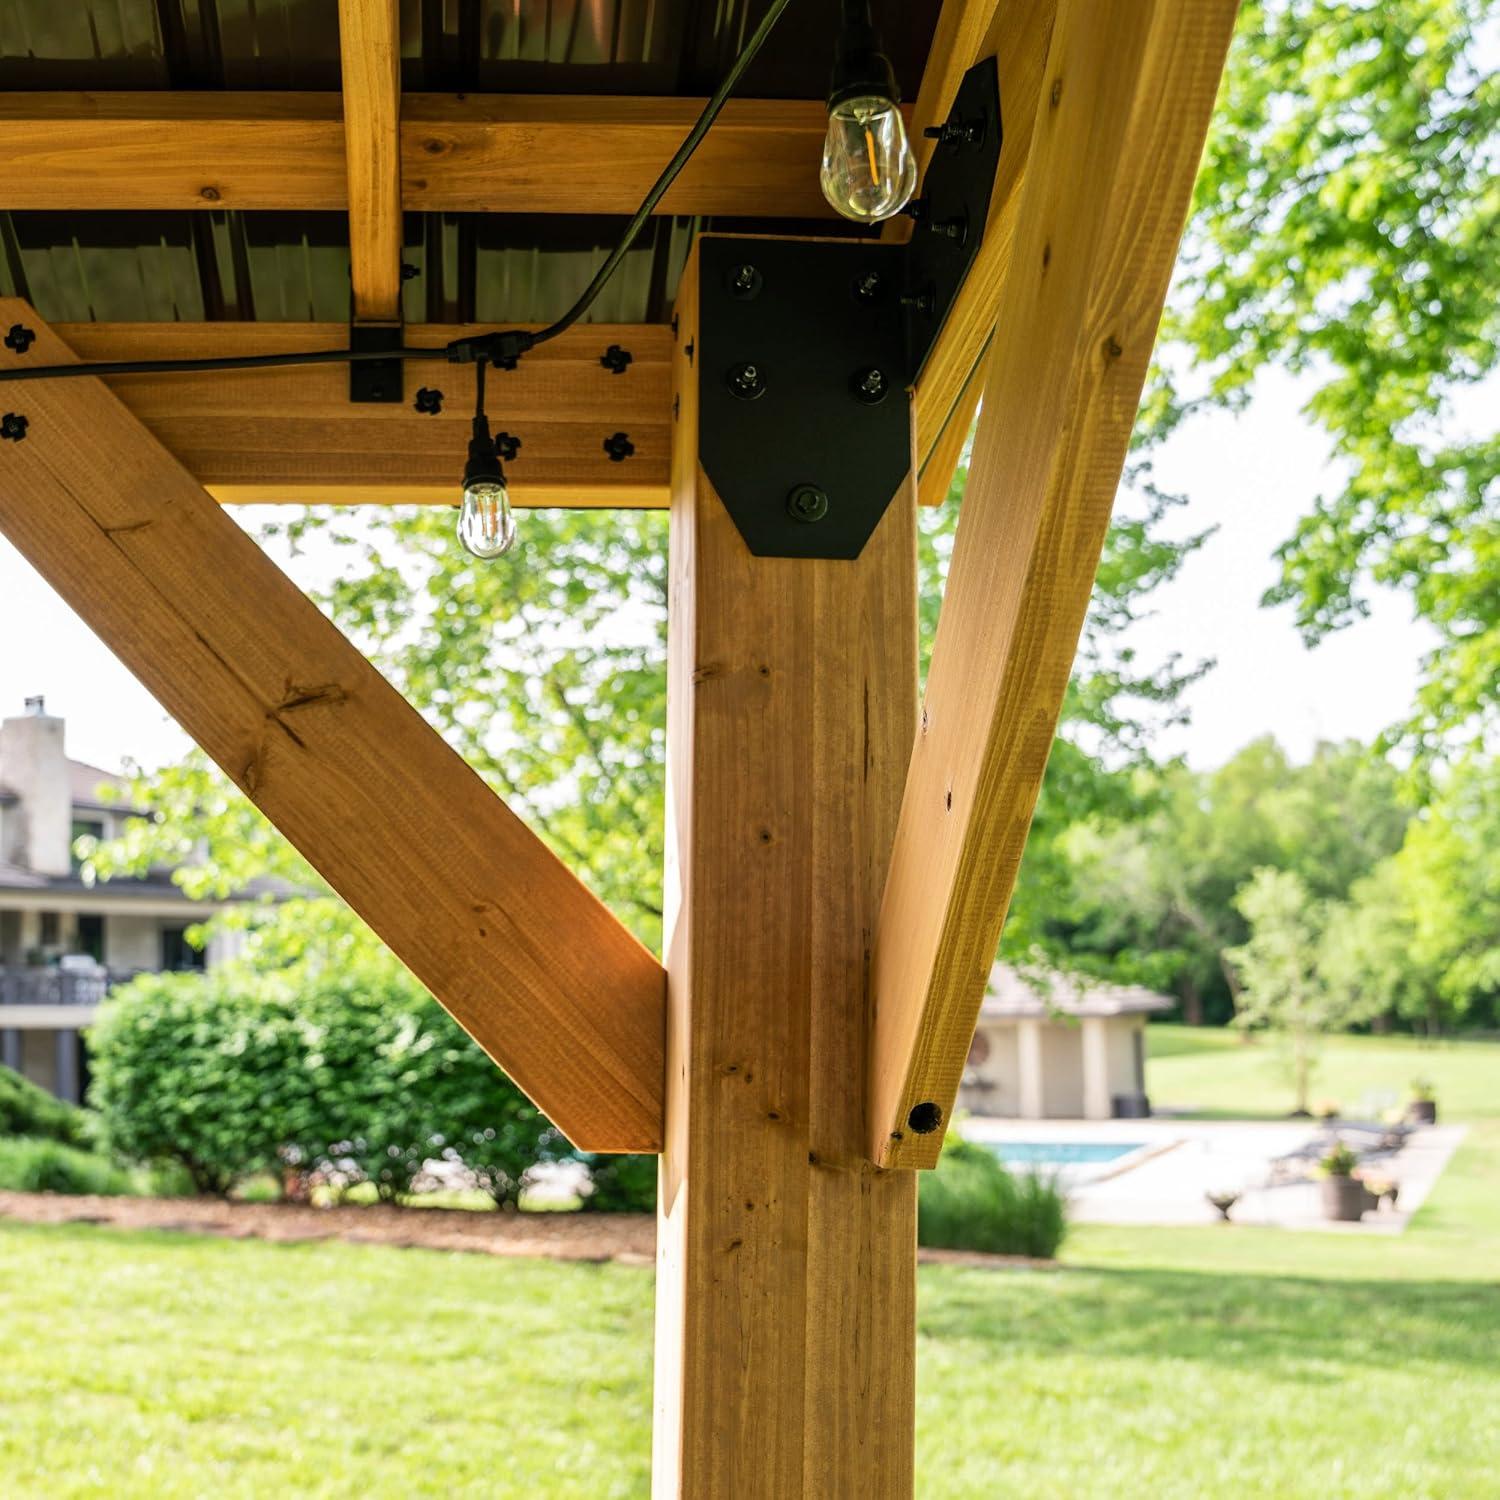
[0,966,145,1008]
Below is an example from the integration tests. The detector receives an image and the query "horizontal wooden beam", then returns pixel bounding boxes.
[0,301,666,1153]
[0,93,846,218]
[52,322,673,507]
[870,0,1240,1169]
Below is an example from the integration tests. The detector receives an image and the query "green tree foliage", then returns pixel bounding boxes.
[1157,0,1499,754]
[1227,868,1378,1113]
[1061,738,1410,1021]
[1325,757,1500,1031]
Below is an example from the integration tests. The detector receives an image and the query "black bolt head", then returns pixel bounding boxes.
[786,484,829,524]
[603,432,635,463]
[400,262,421,281]
[726,264,763,300]
[600,343,634,375]
[931,213,968,245]
[496,431,522,462]
[852,367,889,405]
[901,285,937,319]
[413,387,444,414]
[0,412,27,442]
[851,270,884,305]
[726,362,766,401]
[4,324,36,356]
[924,117,983,152]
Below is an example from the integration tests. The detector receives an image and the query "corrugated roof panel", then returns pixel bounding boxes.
[0,0,938,96]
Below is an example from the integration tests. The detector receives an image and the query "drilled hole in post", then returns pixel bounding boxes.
[907,1102,943,1135]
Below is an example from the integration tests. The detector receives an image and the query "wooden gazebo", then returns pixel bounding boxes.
[0,0,1238,1491]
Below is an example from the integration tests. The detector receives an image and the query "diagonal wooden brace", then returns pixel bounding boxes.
[0,303,665,1152]
[869,0,1241,1169]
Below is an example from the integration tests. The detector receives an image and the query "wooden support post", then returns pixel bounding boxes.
[653,246,919,1497]
[870,0,1240,1168]
[338,0,403,322]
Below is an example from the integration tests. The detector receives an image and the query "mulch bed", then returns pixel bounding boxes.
[0,1190,1054,1271]
[0,1190,656,1265]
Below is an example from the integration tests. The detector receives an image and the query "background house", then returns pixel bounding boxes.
[959,963,1174,1120]
[0,697,244,1101]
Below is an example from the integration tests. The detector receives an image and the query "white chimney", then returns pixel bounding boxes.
[0,698,71,875]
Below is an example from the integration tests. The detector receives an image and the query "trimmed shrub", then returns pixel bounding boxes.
[0,1062,91,1146]
[579,1152,657,1213]
[89,964,559,1202]
[918,1133,1068,1259]
[0,1136,135,1196]
[89,971,315,1194]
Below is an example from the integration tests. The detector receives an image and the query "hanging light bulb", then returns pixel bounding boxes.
[820,0,915,223]
[821,96,916,223]
[458,471,514,558]
[456,358,517,560]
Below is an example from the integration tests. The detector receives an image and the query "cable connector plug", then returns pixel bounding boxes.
[444,329,538,369]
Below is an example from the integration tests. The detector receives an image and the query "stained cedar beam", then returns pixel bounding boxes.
[870,0,1240,1169]
[0,303,665,1153]
[52,322,673,508]
[909,0,1058,485]
[0,94,844,218]
[654,243,918,1497]
[338,0,403,321]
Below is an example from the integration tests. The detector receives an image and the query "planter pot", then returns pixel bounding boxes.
[1407,1100,1437,1125]
[1320,1174,1370,1222]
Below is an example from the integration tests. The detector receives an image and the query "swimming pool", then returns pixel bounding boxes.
[988,1141,1145,1167]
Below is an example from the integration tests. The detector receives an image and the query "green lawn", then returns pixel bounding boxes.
[1,1030,1496,1497]
[1145,1021,1500,1121]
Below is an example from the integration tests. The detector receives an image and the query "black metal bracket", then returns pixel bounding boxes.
[696,58,1002,559]
[903,56,1003,380]
[349,322,404,404]
[699,237,908,560]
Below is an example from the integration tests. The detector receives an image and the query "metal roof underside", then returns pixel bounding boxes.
[0,0,941,327]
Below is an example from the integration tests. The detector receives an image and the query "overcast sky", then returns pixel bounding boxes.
[0,366,1435,778]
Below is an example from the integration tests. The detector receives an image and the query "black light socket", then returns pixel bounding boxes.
[464,414,505,488]
[827,0,900,109]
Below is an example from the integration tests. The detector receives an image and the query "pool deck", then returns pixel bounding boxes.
[960,1115,1468,1233]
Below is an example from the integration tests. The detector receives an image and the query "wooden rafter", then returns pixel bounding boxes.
[51,322,673,508]
[338,0,404,321]
[869,0,1240,1169]
[0,303,666,1153]
[0,94,849,219]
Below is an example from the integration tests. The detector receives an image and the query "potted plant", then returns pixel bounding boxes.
[1317,1142,1370,1222]
[1205,1189,1240,1222]
[1407,1078,1438,1125]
